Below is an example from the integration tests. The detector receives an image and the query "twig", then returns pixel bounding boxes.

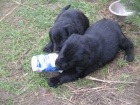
[12,0,35,10]
[85,76,137,84]
[72,86,103,93]
[0,4,20,22]
[24,49,30,54]
[124,31,140,34]
[64,84,76,91]
[42,93,53,96]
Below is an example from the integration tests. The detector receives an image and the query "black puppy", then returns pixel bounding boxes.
[43,5,89,53]
[48,19,134,88]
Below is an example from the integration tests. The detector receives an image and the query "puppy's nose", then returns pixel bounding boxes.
[55,64,60,70]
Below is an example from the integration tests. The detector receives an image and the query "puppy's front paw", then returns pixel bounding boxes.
[47,77,60,88]
[124,54,134,62]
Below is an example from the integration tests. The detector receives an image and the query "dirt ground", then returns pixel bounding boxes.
[0,0,140,105]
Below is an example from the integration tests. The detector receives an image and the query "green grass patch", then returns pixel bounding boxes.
[74,78,96,87]
[117,59,126,67]
[0,0,117,103]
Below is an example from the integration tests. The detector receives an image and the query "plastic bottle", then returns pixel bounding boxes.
[31,53,62,73]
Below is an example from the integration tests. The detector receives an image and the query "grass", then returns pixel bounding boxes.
[0,0,139,104]
[117,59,126,67]
[0,0,101,93]
[0,0,101,99]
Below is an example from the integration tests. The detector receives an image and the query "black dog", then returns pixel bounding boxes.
[43,5,89,53]
[47,19,134,88]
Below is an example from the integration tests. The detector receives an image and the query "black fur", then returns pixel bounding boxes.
[43,5,89,53]
[47,19,134,88]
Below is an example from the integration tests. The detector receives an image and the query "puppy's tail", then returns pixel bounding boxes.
[61,5,71,12]
[120,33,134,62]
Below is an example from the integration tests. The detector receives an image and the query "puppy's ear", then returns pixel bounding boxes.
[64,24,78,36]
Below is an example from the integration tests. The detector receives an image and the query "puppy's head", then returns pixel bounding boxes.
[55,34,88,71]
[49,24,78,53]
